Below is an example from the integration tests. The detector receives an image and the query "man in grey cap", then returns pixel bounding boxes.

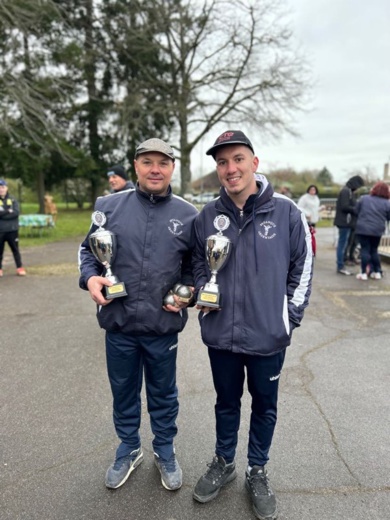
[79,138,198,492]
[106,164,135,193]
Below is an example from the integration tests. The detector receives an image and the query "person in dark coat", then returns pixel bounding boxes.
[0,180,26,277]
[192,130,313,520]
[355,181,390,280]
[106,164,135,193]
[333,175,364,275]
[79,139,198,492]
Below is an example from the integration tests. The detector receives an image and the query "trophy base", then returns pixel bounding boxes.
[104,282,127,300]
[196,287,221,309]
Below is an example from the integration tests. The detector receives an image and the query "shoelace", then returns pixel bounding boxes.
[113,450,138,470]
[249,471,271,496]
[205,457,225,481]
[159,454,177,473]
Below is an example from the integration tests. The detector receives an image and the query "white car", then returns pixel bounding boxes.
[192,192,216,204]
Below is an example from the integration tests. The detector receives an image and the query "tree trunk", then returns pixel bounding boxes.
[37,169,45,213]
[85,0,102,205]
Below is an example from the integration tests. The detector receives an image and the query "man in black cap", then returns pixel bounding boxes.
[192,130,313,520]
[107,164,135,193]
[79,138,198,493]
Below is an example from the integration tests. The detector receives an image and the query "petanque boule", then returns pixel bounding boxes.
[163,284,193,307]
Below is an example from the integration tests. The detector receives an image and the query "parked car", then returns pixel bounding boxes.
[192,192,216,204]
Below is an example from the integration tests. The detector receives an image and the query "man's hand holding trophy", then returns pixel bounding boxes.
[87,211,128,305]
[196,215,232,311]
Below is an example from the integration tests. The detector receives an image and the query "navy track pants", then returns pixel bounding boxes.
[106,331,179,461]
[208,347,286,467]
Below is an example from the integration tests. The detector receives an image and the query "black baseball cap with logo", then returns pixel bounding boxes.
[206,130,255,158]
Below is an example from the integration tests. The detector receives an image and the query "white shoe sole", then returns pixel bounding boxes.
[105,450,143,489]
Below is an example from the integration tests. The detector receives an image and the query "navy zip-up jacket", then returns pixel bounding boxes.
[0,193,20,233]
[79,185,198,336]
[192,175,313,356]
[355,194,390,237]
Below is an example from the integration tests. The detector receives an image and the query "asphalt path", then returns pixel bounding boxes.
[1,228,389,520]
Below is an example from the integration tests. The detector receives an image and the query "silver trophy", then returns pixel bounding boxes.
[89,211,127,300]
[197,215,232,308]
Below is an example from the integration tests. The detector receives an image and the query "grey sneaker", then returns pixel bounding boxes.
[245,466,277,520]
[154,452,183,490]
[337,268,352,275]
[105,447,143,489]
[193,455,237,503]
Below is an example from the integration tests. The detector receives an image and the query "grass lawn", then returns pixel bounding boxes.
[19,203,92,247]
[17,202,334,248]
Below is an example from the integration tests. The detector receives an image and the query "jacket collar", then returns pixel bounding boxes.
[216,174,274,215]
[136,183,172,203]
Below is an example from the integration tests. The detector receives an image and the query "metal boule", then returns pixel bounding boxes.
[173,284,193,303]
[163,292,176,307]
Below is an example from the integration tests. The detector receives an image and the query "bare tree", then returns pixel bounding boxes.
[0,1,69,152]
[138,0,311,194]
[0,0,76,209]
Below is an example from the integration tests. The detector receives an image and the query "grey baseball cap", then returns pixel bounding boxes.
[135,138,175,161]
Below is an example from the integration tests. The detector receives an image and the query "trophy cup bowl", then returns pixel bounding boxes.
[196,234,231,308]
[89,215,127,300]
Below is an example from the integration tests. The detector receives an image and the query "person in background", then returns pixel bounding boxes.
[79,138,198,492]
[343,226,359,266]
[192,130,313,520]
[297,184,325,227]
[355,181,390,280]
[333,175,364,275]
[107,164,135,193]
[279,185,292,198]
[44,194,58,223]
[0,179,26,277]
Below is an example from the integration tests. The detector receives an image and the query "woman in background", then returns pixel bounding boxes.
[297,185,324,227]
[355,181,390,280]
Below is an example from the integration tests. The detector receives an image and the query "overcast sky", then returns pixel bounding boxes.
[192,0,390,185]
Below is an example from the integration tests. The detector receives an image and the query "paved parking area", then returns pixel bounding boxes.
[1,229,389,519]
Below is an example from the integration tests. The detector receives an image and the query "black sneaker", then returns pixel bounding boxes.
[193,455,237,503]
[105,447,143,489]
[245,466,278,520]
[154,452,183,490]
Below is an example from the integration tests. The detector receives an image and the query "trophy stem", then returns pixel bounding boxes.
[105,266,117,282]
[210,271,218,284]
[103,264,111,276]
